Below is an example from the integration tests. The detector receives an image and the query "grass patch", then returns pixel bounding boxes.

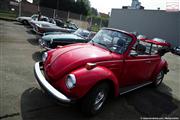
[0,10,17,20]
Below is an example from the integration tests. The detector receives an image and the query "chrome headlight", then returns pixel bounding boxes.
[39,39,42,44]
[66,74,76,89]
[42,52,48,62]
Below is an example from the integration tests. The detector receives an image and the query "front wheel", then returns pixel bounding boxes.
[81,83,109,116]
[153,70,164,87]
[22,20,28,25]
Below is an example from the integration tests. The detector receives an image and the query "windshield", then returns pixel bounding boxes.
[74,29,90,38]
[31,15,38,20]
[90,29,132,54]
[68,23,78,30]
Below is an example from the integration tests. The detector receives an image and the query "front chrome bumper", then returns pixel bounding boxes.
[33,27,43,35]
[38,39,51,50]
[34,62,71,103]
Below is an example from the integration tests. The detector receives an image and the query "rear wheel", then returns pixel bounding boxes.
[153,70,164,87]
[81,83,109,116]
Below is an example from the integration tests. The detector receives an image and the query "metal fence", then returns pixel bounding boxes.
[0,1,108,31]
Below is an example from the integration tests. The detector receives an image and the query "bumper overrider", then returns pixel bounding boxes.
[34,62,71,104]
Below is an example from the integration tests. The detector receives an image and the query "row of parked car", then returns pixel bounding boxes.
[16,14,179,55]
[16,14,96,50]
[16,14,176,116]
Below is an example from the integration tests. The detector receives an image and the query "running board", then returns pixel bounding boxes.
[119,81,153,95]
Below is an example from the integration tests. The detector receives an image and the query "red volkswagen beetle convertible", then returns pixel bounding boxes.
[34,28,169,116]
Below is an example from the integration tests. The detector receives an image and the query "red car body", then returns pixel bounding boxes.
[34,28,169,116]
[145,39,171,47]
[138,37,171,47]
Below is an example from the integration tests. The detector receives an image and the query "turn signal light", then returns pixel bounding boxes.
[86,63,96,70]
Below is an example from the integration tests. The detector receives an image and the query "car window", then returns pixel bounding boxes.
[88,32,96,40]
[49,18,56,24]
[31,15,38,20]
[67,23,78,30]
[55,20,64,27]
[74,28,90,38]
[40,17,49,22]
[91,29,132,54]
[131,40,158,55]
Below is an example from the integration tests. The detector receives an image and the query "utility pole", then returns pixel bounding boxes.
[18,0,22,17]
[38,0,40,12]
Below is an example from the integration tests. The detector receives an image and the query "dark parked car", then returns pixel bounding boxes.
[34,28,169,116]
[171,46,180,55]
[39,28,96,49]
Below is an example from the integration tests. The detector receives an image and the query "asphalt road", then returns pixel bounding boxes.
[0,20,180,120]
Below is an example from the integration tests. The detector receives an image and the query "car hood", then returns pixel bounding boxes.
[45,43,112,81]
[18,17,31,20]
[42,34,84,41]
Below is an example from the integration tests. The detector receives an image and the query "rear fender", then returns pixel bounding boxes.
[70,66,119,98]
[153,59,169,79]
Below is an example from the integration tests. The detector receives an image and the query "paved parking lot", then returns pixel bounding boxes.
[0,20,180,120]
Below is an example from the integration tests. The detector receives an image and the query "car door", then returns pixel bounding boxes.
[120,41,161,87]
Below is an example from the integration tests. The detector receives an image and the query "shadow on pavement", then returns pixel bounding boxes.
[27,38,39,46]
[26,29,36,35]
[122,84,179,117]
[13,22,24,25]
[20,84,180,120]
[32,51,43,62]
[21,88,86,120]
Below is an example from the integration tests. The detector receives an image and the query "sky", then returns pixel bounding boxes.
[90,0,180,14]
[26,0,180,14]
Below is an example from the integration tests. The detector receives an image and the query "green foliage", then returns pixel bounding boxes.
[89,7,98,16]
[87,15,109,32]
[40,0,91,16]
[0,10,17,20]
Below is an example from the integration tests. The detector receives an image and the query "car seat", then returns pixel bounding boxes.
[135,44,146,55]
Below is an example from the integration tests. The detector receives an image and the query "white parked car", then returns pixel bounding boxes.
[29,17,56,28]
[16,14,38,25]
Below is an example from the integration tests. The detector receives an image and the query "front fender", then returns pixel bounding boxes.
[70,66,119,99]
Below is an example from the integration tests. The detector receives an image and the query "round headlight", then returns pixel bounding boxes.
[42,52,48,62]
[66,74,76,89]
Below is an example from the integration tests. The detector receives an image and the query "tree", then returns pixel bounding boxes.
[39,0,91,16]
[90,7,98,16]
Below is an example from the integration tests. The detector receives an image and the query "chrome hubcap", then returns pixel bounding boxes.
[94,91,105,110]
[156,72,163,85]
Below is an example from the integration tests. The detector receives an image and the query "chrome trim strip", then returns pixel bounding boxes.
[120,81,152,95]
[96,60,124,64]
[34,62,71,103]
[125,58,159,62]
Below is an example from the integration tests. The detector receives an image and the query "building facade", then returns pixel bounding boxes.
[108,9,180,46]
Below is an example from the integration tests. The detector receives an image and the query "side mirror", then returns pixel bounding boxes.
[130,51,138,57]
